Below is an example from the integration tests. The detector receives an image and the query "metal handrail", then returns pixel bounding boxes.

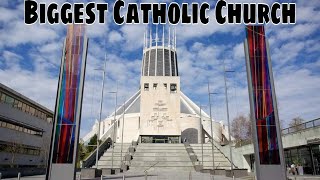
[281,118,320,135]
[210,139,239,169]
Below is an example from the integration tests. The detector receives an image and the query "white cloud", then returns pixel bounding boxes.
[119,24,145,51]
[108,30,123,43]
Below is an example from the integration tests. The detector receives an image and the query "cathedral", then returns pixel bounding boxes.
[83,26,231,145]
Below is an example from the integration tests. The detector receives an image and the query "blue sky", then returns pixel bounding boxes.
[0,0,319,137]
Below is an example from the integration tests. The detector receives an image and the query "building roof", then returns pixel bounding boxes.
[0,83,53,114]
[106,90,210,118]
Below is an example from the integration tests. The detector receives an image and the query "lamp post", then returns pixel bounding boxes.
[208,81,218,176]
[223,60,235,178]
[109,86,118,169]
[199,103,204,166]
[94,55,107,169]
[198,104,208,166]
[120,98,126,167]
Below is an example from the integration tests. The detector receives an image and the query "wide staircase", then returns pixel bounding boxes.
[96,143,132,169]
[190,143,232,170]
[128,143,195,172]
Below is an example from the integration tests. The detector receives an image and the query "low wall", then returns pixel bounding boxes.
[0,167,46,178]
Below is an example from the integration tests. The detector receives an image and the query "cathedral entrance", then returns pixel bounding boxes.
[140,135,180,143]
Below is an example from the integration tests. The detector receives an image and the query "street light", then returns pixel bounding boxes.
[120,97,126,168]
[94,55,107,169]
[108,86,118,169]
[208,81,218,176]
[198,103,207,167]
[223,60,235,179]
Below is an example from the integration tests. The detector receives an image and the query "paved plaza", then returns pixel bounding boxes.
[4,172,320,180]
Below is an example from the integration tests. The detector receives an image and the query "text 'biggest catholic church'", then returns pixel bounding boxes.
[83,26,231,145]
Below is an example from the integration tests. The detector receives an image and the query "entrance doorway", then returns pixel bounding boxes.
[140,135,180,143]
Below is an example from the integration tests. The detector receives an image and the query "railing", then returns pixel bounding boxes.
[281,118,320,135]
[210,139,239,169]
[82,116,121,168]
[82,137,111,168]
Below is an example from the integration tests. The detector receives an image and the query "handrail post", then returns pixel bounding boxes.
[313,120,315,127]
[145,170,148,180]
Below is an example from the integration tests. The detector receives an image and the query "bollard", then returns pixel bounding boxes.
[101,174,103,180]
[17,172,21,180]
[122,174,125,180]
[145,171,148,180]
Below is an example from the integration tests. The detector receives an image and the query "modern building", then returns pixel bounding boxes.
[231,118,320,175]
[83,26,232,145]
[0,83,53,176]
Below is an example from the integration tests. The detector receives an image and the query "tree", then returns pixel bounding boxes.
[87,134,101,153]
[289,117,304,131]
[231,115,252,143]
[41,133,51,168]
[5,141,22,168]
[77,140,87,168]
[78,140,87,161]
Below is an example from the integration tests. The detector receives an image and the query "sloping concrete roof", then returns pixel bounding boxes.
[107,90,210,117]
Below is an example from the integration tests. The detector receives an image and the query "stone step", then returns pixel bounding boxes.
[195,159,230,162]
[193,154,226,158]
[130,161,194,167]
[202,162,231,166]
[128,166,195,172]
[99,156,124,160]
[137,146,187,150]
[138,143,184,147]
[103,152,130,155]
[98,161,122,165]
[134,152,189,155]
[103,170,214,179]
[131,157,191,161]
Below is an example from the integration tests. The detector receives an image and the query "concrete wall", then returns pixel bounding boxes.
[116,113,140,143]
[0,102,52,167]
[179,114,201,143]
[140,76,181,136]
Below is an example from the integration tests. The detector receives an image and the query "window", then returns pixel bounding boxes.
[42,113,46,120]
[1,122,7,127]
[170,84,177,93]
[34,110,38,117]
[13,99,20,108]
[25,105,30,113]
[47,117,53,123]
[0,93,5,102]
[22,103,26,112]
[5,95,14,105]
[29,107,35,116]
[153,83,158,90]
[144,83,149,91]
[17,101,23,110]
[164,83,167,89]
